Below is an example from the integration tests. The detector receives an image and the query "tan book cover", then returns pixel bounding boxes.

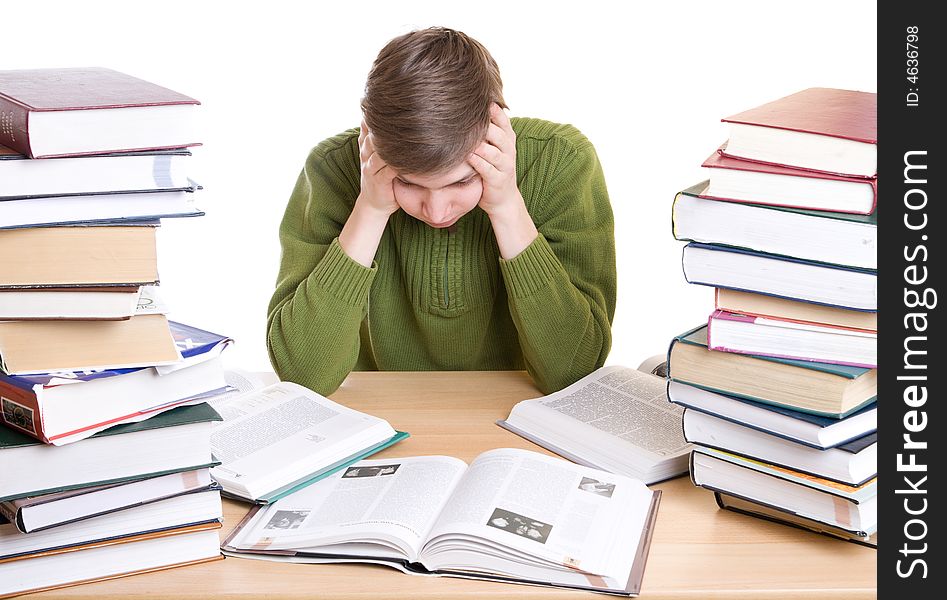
[0,225,158,287]
[0,313,180,374]
[715,288,877,332]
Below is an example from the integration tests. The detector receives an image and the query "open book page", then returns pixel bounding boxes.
[503,365,689,481]
[209,382,397,500]
[422,448,654,582]
[223,456,468,560]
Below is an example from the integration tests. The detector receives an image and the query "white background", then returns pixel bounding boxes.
[6,1,877,374]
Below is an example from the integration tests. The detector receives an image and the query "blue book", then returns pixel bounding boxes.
[682,242,876,312]
[667,325,875,418]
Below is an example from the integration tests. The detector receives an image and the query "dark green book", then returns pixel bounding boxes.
[1,403,221,502]
[672,181,876,270]
[667,325,876,418]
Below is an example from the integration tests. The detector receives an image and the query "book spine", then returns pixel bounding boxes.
[0,95,32,157]
[0,383,49,443]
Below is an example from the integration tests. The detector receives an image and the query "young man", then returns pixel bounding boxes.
[267,27,616,396]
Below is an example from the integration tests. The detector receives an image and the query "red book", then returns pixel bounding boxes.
[701,147,877,214]
[0,67,200,158]
[720,88,877,178]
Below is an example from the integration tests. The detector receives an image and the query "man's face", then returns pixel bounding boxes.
[393,162,483,228]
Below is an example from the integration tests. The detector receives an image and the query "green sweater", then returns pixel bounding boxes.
[267,117,616,396]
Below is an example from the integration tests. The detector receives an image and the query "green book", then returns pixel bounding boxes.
[672,181,876,270]
[667,325,876,418]
[1,403,221,502]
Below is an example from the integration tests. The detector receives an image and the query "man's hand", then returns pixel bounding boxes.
[356,120,399,216]
[338,121,398,267]
[469,105,538,259]
[468,104,523,217]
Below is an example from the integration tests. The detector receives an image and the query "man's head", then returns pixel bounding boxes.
[361,27,506,227]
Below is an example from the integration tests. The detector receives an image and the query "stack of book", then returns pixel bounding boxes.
[666,88,878,546]
[0,67,231,597]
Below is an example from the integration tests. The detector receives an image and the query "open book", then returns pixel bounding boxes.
[222,448,660,596]
[206,372,407,504]
[499,359,690,483]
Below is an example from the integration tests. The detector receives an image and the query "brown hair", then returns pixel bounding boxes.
[361,27,507,175]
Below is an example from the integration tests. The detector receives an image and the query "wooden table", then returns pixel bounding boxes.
[25,371,877,599]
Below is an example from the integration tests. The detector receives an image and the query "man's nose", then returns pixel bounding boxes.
[423,195,451,224]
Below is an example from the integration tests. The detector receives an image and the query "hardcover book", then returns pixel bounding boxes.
[706,309,877,368]
[667,324,876,418]
[683,409,877,485]
[0,403,222,502]
[222,448,661,596]
[691,450,876,535]
[0,144,194,200]
[0,320,231,445]
[683,242,877,312]
[0,224,159,288]
[667,381,876,450]
[0,67,200,158]
[720,87,877,177]
[673,182,877,270]
[701,148,877,214]
[714,289,877,332]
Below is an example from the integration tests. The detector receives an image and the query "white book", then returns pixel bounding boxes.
[682,243,877,311]
[691,449,876,535]
[499,362,690,484]
[0,148,193,199]
[0,488,222,558]
[207,380,406,504]
[0,189,203,229]
[682,409,877,486]
[672,184,876,270]
[222,448,660,596]
[0,468,216,533]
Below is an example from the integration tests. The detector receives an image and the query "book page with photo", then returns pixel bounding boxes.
[222,448,660,596]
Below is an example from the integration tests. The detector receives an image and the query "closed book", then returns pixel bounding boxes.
[0,320,231,445]
[701,148,877,214]
[714,492,876,547]
[667,381,876,450]
[683,243,877,311]
[0,67,200,158]
[0,403,221,502]
[0,468,217,534]
[673,182,876,270]
[691,450,875,535]
[0,223,159,288]
[0,144,194,200]
[707,309,876,368]
[0,521,223,598]
[683,409,877,485]
[720,87,876,177]
[0,488,222,559]
[667,325,876,418]
[714,289,877,332]
[0,286,141,321]
[0,189,203,230]
[0,313,181,375]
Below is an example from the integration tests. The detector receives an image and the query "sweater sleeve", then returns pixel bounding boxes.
[266,135,374,395]
[499,136,617,394]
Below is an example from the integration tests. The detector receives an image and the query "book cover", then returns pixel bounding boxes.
[722,88,877,144]
[682,242,877,312]
[0,67,200,158]
[701,149,877,214]
[706,309,877,368]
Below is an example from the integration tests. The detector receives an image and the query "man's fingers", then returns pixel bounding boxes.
[491,103,515,136]
[365,151,389,176]
[360,132,377,163]
[473,141,505,171]
[468,151,498,177]
[484,123,513,155]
